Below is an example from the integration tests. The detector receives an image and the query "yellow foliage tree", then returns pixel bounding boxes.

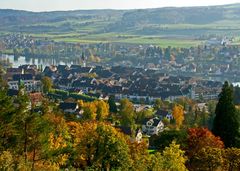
[162,141,188,171]
[0,151,14,170]
[68,121,131,170]
[95,100,109,121]
[43,113,71,169]
[172,104,184,129]
[82,102,97,120]
[82,100,109,121]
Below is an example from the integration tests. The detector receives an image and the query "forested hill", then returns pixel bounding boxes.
[1,3,240,35]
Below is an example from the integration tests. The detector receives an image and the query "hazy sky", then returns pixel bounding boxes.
[1,0,240,11]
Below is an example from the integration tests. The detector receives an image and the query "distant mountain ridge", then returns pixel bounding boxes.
[1,3,240,35]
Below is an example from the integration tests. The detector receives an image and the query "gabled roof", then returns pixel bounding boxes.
[7,89,19,96]
[57,65,69,71]
[143,117,162,127]
[55,78,72,86]
[152,118,162,126]
[115,126,132,135]
[70,65,82,69]
[71,67,93,74]
[7,68,22,73]
[12,74,33,81]
[59,102,78,110]
[155,109,170,117]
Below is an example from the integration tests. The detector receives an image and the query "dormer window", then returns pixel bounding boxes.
[147,120,153,126]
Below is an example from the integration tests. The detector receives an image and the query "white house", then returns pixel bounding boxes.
[8,80,42,92]
[142,117,164,136]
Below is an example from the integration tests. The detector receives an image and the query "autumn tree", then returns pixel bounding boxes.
[213,81,240,147]
[95,100,109,121]
[187,128,224,156]
[149,152,164,171]
[68,121,131,170]
[191,147,223,171]
[82,102,97,120]
[0,151,14,170]
[175,97,196,112]
[44,113,71,169]
[223,148,240,171]
[162,141,188,171]
[172,104,184,129]
[82,100,109,121]
[128,141,150,171]
[187,128,224,169]
[119,99,135,127]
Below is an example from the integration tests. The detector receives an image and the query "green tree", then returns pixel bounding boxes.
[14,87,32,163]
[164,46,172,61]
[207,100,217,130]
[213,81,240,147]
[162,141,188,171]
[234,86,240,105]
[153,99,163,111]
[41,76,53,93]
[0,88,16,151]
[150,129,187,151]
[119,99,135,127]
[135,109,153,124]
[108,95,117,113]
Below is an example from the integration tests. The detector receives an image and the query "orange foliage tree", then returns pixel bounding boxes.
[187,128,224,156]
[187,127,224,169]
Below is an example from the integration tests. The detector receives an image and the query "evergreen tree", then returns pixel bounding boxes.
[0,87,16,151]
[213,81,240,147]
[108,95,117,113]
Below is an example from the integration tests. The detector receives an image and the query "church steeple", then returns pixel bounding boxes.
[82,52,86,67]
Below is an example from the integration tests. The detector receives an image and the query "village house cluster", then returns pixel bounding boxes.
[4,64,223,102]
[3,64,222,139]
[44,64,222,102]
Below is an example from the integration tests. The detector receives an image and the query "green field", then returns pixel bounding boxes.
[29,32,203,48]
[2,4,240,48]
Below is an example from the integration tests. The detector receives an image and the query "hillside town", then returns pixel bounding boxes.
[1,34,240,82]
[1,2,240,170]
